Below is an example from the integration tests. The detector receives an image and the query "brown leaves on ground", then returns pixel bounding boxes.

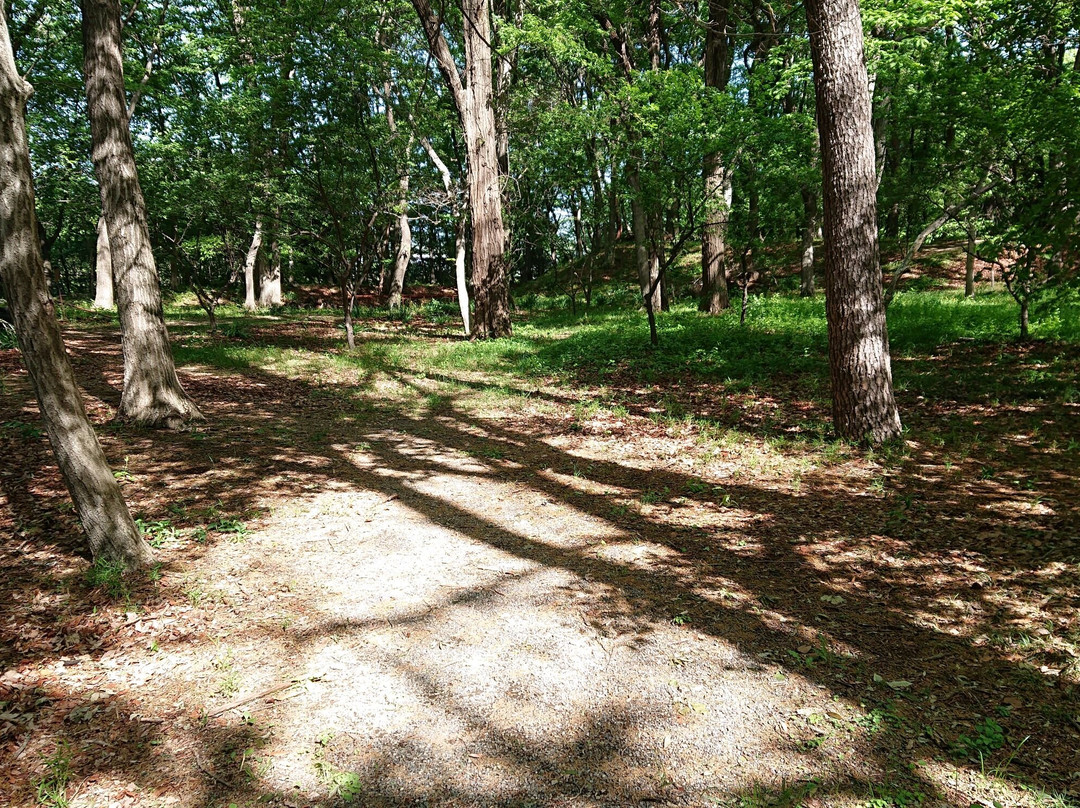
[0,319,1077,808]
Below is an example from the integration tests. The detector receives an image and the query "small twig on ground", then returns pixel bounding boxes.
[363,493,400,522]
[12,728,32,760]
[194,754,233,788]
[204,678,309,719]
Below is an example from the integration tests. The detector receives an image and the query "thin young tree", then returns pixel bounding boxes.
[81,0,202,428]
[0,2,151,567]
[805,0,901,444]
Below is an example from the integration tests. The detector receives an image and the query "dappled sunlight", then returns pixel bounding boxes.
[2,315,1078,807]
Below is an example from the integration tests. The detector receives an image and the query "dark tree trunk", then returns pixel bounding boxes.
[965,227,976,298]
[81,0,201,429]
[806,0,901,444]
[0,8,151,567]
[700,0,733,313]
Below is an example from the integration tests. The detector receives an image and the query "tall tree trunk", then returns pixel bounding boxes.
[607,154,620,246]
[0,7,151,567]
[384,89,413,311]
[81,0,201,429]
[412,0,511,338]
[387,193,411,310]
[341,278,355,350]
[800,187,817,297]
[461,0,510,338]
[806,0,901,444]
[243,215,262,311]
[92,213,114,308]
[700,0,733,313]
[493,0,515,262]
[629,167,661,314]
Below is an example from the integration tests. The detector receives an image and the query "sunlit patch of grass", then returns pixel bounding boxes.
[161,286,1076,471]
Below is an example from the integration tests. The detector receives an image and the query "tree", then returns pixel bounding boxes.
[0,1,151,568]
[412,0,512,339]
[699,0,735,314]
[805,0,901,444]
[81,0,202,428]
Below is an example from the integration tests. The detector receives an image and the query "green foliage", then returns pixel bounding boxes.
[208,517,250,541]
[135,518,181,548]
[33,743,72,808]
[2,420,44,440]
[85,557,132,600]
[312,734,364,802]
[864,785,925,808]
[0,321,18,350]
[954,718,1006,760]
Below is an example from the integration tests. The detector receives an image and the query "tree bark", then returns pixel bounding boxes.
[0,6,151,567]
[243,216,262,311]
[383,88,412,310]
[387,189,411,310]
[806,0,901,444]
[257,227,282,307]
[629,167,661,314]
[700,0,733,313]
[92,213,114,308]
[81,0,201,429]
[412,0,511,338]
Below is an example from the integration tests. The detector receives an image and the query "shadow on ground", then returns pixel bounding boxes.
[0,319,1077,807]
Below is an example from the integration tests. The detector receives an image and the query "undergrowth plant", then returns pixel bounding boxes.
[34,742,72,808]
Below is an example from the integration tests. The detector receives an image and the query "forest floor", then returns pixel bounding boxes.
[1,280,1078,808]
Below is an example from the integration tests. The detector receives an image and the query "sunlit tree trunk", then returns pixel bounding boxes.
[806,0,901,444]
[387,182,411,310]
[0,6,151,567]
[243,216,262,311]
[257,225,282,307]
[81,0,201,429]
[455,215,469,336]
[92,214,113,308]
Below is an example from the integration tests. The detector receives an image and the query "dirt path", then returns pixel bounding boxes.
[1,325,1077,808]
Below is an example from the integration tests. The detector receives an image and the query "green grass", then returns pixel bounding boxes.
[33,743,72,808]
[163,283,1079,461]
[85,556,132,600]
